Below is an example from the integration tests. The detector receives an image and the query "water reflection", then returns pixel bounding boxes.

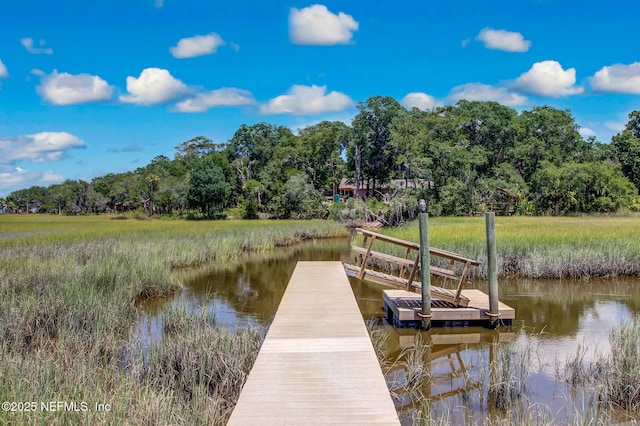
[132,240,640,424]
[132,238,352,348]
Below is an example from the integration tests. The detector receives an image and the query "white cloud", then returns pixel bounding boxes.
[261,84,354,115]
[155,0,164,7]
[0,166,64,196]
[590,62,640,94]
[513,60,584,97]
[21,37,53,55]
[170,33,226,58]
[0,59,8,78]
[37,70,113,105]
[119,68,190,105]
[401,92,439,110]
[173,88,256,112]
[579,127,595,137]
[447,83,527,106]
[289,4,359,45]
[475,28,531,52]
[0,132,85,164]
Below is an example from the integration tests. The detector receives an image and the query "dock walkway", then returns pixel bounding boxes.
[227,261,400,425]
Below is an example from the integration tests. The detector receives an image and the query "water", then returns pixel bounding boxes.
[133,239,640,424]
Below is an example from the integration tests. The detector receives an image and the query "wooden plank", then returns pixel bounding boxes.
[228,262,400,426]
[352,246,416,267]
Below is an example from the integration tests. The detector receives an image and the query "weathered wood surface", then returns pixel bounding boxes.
[349,228,479,306]
[227,261,400,425]
[383,289,515,323]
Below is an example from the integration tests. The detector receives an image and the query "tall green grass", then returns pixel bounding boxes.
[365,216,640,279]
[0,215,347,425]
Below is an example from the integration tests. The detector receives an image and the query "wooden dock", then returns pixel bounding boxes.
[227,261,400,425]
[383,289,515,328]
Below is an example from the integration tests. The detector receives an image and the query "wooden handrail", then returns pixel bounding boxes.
[353,227,479,304]
[356,228,479,266]
[355,228,419,250]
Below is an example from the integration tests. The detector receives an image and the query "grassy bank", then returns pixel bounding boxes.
[366,216,640,279]
[0,215,348,425]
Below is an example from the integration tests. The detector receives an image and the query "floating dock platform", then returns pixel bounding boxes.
[383,289,515,328]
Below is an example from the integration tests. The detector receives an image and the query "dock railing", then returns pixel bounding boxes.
[346,228,480,307]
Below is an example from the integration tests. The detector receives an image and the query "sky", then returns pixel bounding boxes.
[1,0,639,197]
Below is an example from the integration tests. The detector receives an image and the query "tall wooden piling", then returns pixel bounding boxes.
[485,212,500,327]
[418,199,431,330]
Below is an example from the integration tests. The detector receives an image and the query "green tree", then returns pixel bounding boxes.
[186,156,232,218]
[283,173,327,219]
[513,106,586,182]
[389,108,433,185]
[175,136,220,161]
[455,100,519,173]
[349,96,405,196]
[297,121,349,195]
[612,110,640,192]
[532,161,636,215]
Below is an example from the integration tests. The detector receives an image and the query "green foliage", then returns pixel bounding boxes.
[612,110,640,191]
[5,100,639,218]
[532,161,637,215]
[282,173,327,219]
[186,156,232,218]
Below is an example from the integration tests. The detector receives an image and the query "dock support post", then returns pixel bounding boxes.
[418,199,431,330]
[485,212,500,328]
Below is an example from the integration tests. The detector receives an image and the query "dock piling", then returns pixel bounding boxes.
[418,199,431,330]
[485,212,500,328]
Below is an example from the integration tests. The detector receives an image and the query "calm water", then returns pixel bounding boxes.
[133,238,640,424]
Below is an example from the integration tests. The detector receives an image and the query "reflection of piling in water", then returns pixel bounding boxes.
[383,329,515,421]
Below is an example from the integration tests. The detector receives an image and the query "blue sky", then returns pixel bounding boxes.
[1,0,639,196]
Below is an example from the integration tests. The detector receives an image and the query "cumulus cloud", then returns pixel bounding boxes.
[170,33,226,58]
[448,83,527,106]
[513,60,583,97]
[475,28,531,52]
[401,92,439,110]
[261,84,354,115]
[21,37,53,55]
[289,4,359,45]
[173,88,256,112]
[0,59,8,78]
[119,68,190,105]
[0,132,85,164]
[590,62,640,94]
[0,166,64,195]
[37,70,113,105]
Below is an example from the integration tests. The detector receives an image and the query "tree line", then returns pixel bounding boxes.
[2,97,639,219]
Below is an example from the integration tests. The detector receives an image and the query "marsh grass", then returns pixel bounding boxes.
[360,216,640,279]
[0,215,346,425]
